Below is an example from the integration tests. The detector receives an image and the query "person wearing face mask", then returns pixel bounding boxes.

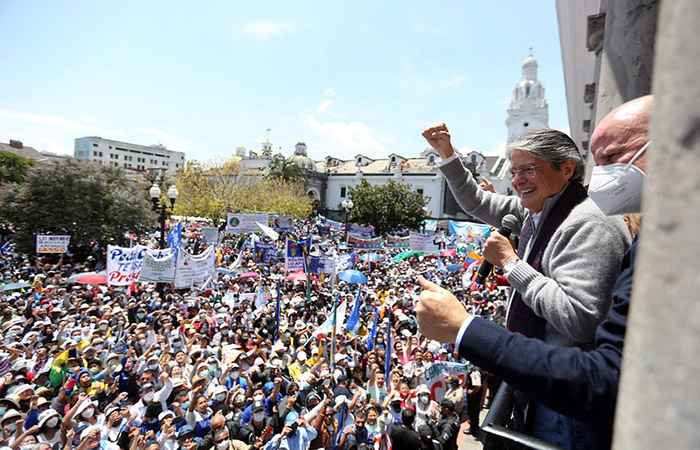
[406,385,438,431]
[129,372,173,425]
[416,96,654,449]
[263,411,316,450]
[239,400,274,447]
[421,118,632,447]
[196,412,244,450]
[35,409,61,446]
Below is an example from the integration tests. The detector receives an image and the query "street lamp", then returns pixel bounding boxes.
[150,183,179,249]
[341,199,354,243]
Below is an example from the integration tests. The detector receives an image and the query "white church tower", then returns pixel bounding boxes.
[505,52,549,143]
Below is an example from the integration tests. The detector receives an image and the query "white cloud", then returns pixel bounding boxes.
[239,19,295,40]
[0,109,101,133]
[441,75,469,88]
[324,88,336,97]
[305,114,387,159]
[316,99,333,114]
[138,128,198,152]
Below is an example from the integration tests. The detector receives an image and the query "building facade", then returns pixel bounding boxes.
[74,136,185,178]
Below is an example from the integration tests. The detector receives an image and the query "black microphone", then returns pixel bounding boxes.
[475,214,519,285]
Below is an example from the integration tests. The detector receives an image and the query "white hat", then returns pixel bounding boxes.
[297,351,307,362]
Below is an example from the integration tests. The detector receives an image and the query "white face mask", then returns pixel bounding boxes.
[589,142,649,215]
[46,417,59,428]
[419,394,430,404]
[216,440,229,450]
[216,393,226,402]
[253,412,265,422]
[253,394,264,402]
[82,407,95,418]
[143,391,155,403]
[230,371,240,379]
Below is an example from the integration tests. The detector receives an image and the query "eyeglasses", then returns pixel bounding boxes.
[507,164,545,180]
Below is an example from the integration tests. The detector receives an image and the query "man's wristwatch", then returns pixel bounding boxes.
[503,259,520,276]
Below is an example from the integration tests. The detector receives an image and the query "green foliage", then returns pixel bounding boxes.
[0,160,155,254]
[0,151,35,184]
[266,157,306,183]
[347,179,428,235]
[174,158,313,224]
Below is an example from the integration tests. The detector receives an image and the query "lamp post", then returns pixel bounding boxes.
[341,199,354,244]
[150,183,179,249]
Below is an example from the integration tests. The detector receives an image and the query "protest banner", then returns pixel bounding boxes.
[139,248,176,283]
[386,235,410,249]
[174,246,216,289]
[107,245,147,286]
[226,213,269,233]
[306,255,336,274]
[419,361,469,401]
[272,215,294,231]
[348,235,381,249]
[285,238,309,271]
[448,221,491,238]
[36,235,71,254]
[322,217,343,230]
[254,242,277,265]
[409,231,446,253]
[201,227,220,244]
[348,223,374,237]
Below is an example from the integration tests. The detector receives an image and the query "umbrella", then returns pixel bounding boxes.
[216,268,233,275]
[67,272,96,284]
[77,274,107,285]
[0,282,32,292]
[446,264,463,272]
[338,269,368,285]
[285,271,307,281]
[359,253,382,262]
[390,251,422,262]
[239,272,259,279]
[285,271,320,282]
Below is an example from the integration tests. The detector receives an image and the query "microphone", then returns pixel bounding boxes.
[475,214,519,285]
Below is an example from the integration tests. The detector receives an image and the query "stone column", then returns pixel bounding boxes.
[613,0,700,448]
[593,0,659,125]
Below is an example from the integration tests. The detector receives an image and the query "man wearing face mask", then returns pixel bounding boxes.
[239,400,274,447]
[416,95,653,448]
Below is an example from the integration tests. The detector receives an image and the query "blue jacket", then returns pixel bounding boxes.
[458,237,636,435]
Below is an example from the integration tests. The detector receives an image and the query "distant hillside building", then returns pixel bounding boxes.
[74,136,185,178]
[1,139,73,164]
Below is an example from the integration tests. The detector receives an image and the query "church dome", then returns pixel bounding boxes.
[289,153,315,170]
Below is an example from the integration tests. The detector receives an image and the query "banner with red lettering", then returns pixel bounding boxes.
[418,361,469,401]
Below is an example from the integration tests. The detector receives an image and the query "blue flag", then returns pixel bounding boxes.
[166,221,183,254]
[366,304,379,351]
[346,289,362,336]
[437,257,448,275]
[385,307,392,390]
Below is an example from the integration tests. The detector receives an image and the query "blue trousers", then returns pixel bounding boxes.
[525,401,611,449]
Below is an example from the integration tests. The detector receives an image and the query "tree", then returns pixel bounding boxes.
[174,158,313,224]
[347,179,428,235]
[0,151,35,184]
[266,157,306,183]
[0,160,155,254]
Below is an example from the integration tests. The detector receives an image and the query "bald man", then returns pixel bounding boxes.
[416,95,653,447]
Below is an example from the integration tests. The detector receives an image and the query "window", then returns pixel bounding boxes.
[340,187,346,198]
[99,152,103,157]
[417,189,424,196]
[92,143,98,147]
[93,151,98,157]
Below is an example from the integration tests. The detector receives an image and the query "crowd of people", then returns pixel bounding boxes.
[0,220,506,450]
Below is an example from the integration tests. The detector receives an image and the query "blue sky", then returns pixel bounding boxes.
[0,1,568,162]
